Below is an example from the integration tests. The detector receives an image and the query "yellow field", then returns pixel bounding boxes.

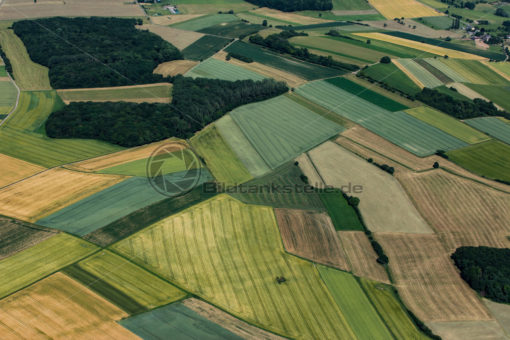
[140,25,203,50]
[154,60,199,77]
[392,59,425,88]
[0,272,138,339]
[0,153,44,188]
[368,0,442,18]
[251,7,333,25]
[355,33,485,60]
[0,167,125,222]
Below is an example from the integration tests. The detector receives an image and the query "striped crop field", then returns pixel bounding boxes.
[405,106,490,144]
[483,61,510,81]
[367,0,440,18]
[360,62,422,95]
[318,266,393,340]
[170,13,238,31]
[423,58,467,82]
[57,83,172,103]
[0,233,98,299]
[295,81,468,156]
[396,59,443,88]
[230,95,344,169]
[185,58,266,81]
[0,153,44,188]
[354,33,485,59]
[464,84,510,112]
[182,35,232,61]
[112,195,359,339]
[438,59,509,85]
[465,117,510,145]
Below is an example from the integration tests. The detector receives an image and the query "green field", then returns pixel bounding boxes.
[171,13,238,31]
[225,41,345,80]
[297,10,385,21]
[464,84,510,112]
[236,12,297,27]
[286,92,353,127]
[359,278,430,340]
[198,20,261,38]
[434,85,471,101]
[439,59,509,85]
[0,81,16,108]
[465,117,510,145]
[216,114,270,177]
[424,58,467,83]
[57,84,172,102]
[414,59,452,84]
[76,250,186,310]
[191,124,253,185]
[416,15,453,29]
[318,190,364,231]
[361,62,422,95]
[231,163,324,210]
[405,106,489,144]
[165,0,253,14]
[112,195,358,339]
[332,0,373,10]
[0,29,51,90]
[0,65,7,76]
[447,140,510,183]
[326,77,408,112]
[230,96,344,169]
[185,58,266,81]
[0,233,98,299]
[318,266,393,340]
[0,91,123,167]
[181,35,232,61]
[296,81,468,156]
[120,302,242,339]
[397,59,443,88]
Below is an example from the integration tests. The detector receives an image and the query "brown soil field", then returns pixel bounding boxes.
[427,320,507,340]
[70,139,185,172]
[0,153,45,188]
[295,153,324,188]
[378,233,492,322]
[154,60,199,77]
[150,14,204,26]
[251,7,333,25]
[275,208,350,271]
[0,216,58,260]
[309,141,433,234]
[140,24,203,50]
[399,170,510,252]
[0,167,125,222]
[338,231,390,283]
[0,272,139,339]
[213,51,306,88]
[0,0,144,20]
[183,298,286,340]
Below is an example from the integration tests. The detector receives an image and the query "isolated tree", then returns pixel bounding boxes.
[433,162,439,169]
[380,56,391,64]
[262,19,268,26]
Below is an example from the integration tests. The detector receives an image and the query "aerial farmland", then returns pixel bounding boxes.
[0,0,510,339]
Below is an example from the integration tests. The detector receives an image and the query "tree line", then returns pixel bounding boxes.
[244,0,332,12]
[46,76,288,147]
[12,17,182,88]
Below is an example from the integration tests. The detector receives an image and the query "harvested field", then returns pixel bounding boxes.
[427,321,508,340]
[295,153,324,188]
[182,35,232,60]
[0,216,57,260]
[0,233,98,299]
[0,0,144,20]
[140,24,203,50]
[113,195,358,339]
[438,59,508,85]
[150,14,204,26]
[190,124,252,185]
[216,114,270,178]
[355,32,485,59]
[57,83,172,103]
[0,167,124,222]
[465,117,510,145]
[275,208,350,270]
[484,299,510,335]
[367,0,440,18]
[396,59,443,88]
[154,60,198,77]
[378,233,491,322]
[0,29,51,90]
[398,170,510,252]
[183,298,286,340]
[0,273,137,339]
[308,141,433,233]
[0,153,44,188]
[230,95,343,169]
[338,231,389,283]
[186,58,266,81]
[251,7,333,25]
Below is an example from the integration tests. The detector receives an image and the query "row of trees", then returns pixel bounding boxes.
[244,0,332,12]
[12,17,182,88]
[46,76,288,147]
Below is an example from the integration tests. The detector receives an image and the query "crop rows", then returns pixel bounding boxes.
[465,117,510,145]
[186,58,266,81]
[396,59,443,88]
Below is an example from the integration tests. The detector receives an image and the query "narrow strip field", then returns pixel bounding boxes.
[57,83,172,103]
[360,62,422,95]
[367,0,440,18]
[396,59,443,88]
[230,95,344,169]
[464,84,510,112]
[275,209,350,270]
[423,58,467,82]
[378,233,491,322]
[308,142,433,233]
[112,195,358,339]
[0,153,44,188]
[185,58,266,81]
[0,233,98,299]
[296,81,467,156]
[0,167,124,222]
[0,273,137,339]
[399,170,510,252]
[465,117,510,145]
[437,59,509,85]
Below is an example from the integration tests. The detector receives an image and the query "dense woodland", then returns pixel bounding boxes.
[249,33,359,72]
[46,76,288,147]
[12,17,181,88]
[245,0,332,11]
[452,247,510,303]
[415,88,509,119]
